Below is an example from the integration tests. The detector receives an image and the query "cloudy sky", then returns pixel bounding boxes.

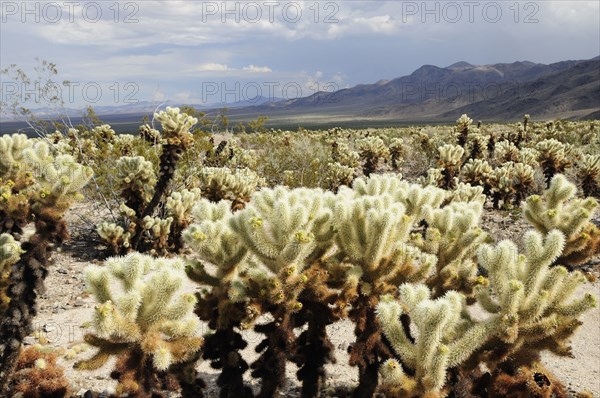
[1,0,599,109]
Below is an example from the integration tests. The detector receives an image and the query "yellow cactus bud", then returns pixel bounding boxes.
[294,230,314,243]
[192,231,207,241]
[34,358,47,370]
[249,217,263,228]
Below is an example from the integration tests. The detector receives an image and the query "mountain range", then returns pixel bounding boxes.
[235,56,599,123]
[2,57,598,128]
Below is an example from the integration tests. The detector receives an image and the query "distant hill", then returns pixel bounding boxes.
[228,57,600,122]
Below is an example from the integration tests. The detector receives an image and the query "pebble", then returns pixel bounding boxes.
[23,336,36,345]
[57,269,68,274]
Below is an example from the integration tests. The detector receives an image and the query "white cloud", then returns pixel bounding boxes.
[197,63,231,72]
[152,88,166,102]
[242,65,272,73]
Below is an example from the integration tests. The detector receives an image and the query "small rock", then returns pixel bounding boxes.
[74,300,85,307]
[57,269,68,274]
[23,336,36,345]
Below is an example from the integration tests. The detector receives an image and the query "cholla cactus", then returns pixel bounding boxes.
[165,188,202,251]
[115,156,156,216]
[141,216,173,255]
[228,187,336,398]
[154,106,198,147]
[334,196,434,290]
[183,199,252,398]
[131,107,198,251]
[518,147,540,168]
[0,234,23,314]
[76,253,203,396]
[512,162,536,204]
[466,131,489,160]
[203,139,234,168]
[91,124,117,142]
[139,124,161,144]
[325,162,356,192]
[198,167,264,210]
[413,201,488,299]
[512,123,526,149]
[495,140,520,163]
[456,114,473,147]
[97,223,132,255]
[333,193,436,397]
[0,139,92,391]
[22,142,92,215]
[183,199,247,299]
[0,134,32,178]
[536,139,573,185]
[96,156,156,254]
[446,183,486,206]
[230,187,335,277]
[437,144,464,189]
[356,136,390,176]
[376,284,497,397]
[461,159,493,193]
[490,162,516,209]
[523,175,600,266]
[331,141,361,169]
[476,230,596,381]
[388,138,405,169]
[418,168,445,188]
[350,174,445,221]
[577,154,600,197]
